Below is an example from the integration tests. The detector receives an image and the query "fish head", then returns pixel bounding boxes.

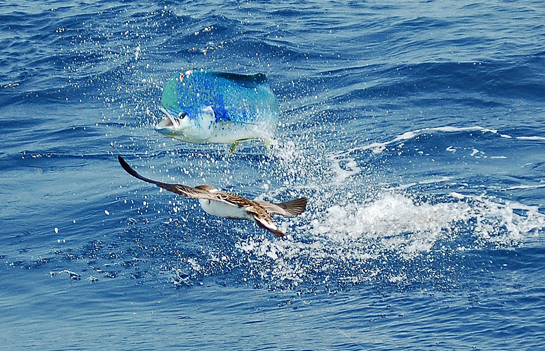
[155,106,216,143]
[155,70,216,143]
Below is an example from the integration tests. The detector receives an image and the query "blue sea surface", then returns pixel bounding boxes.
[1,0,545,349]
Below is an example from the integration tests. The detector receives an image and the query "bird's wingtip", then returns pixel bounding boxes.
[254,216,286,238]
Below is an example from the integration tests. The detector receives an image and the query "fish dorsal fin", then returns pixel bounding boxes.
[211,72,268,88]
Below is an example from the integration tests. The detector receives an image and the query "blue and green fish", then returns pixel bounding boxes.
[156,70,280,148]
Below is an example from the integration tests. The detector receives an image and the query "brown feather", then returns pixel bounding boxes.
[255,197,307,217]
[118,156,295,238]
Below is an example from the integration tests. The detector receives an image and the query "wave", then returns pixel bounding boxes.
[3,0,545,297]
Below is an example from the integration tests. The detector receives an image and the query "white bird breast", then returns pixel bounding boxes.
[198,199,253,220]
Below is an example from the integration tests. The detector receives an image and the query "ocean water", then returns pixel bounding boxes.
[1,0,545,349]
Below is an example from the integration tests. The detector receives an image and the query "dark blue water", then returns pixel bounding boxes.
[2,1,545,349]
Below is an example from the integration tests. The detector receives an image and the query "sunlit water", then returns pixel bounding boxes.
[1,1,545,349]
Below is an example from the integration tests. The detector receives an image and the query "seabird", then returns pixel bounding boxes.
[118,156,307,237]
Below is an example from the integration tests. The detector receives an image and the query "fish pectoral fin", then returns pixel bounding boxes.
[226,138,270,154]
[228,141,241,154]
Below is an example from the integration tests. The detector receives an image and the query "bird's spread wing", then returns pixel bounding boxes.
[118,156,216,200]
[244,204,285,238]
[254,197,307,217]
[119,156,293,238]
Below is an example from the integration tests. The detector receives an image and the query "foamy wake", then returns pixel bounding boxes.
[233,191,545,287]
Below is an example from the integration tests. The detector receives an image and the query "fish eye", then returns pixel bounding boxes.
[178,112,188,119]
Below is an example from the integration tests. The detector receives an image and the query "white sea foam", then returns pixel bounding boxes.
[507,183,545,190]
[234,191,545,286]
[328,155,361,184]
[307,193,472,258]
[336,126,499,157]
[310,192,545,248]
[516,136,545,141]
[333,125,545,162]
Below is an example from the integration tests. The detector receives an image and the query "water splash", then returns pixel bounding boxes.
[227,191,545,289]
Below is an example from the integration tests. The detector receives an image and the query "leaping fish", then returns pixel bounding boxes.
[118,156,306,237]
[155,70,280,150]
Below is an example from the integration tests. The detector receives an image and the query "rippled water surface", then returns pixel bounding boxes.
[1,1,545,349]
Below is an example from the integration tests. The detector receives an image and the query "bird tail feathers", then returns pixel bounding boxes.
[277,198,307,217]
[255,197,307,217]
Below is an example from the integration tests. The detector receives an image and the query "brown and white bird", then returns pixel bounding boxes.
[118,156,307,237]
